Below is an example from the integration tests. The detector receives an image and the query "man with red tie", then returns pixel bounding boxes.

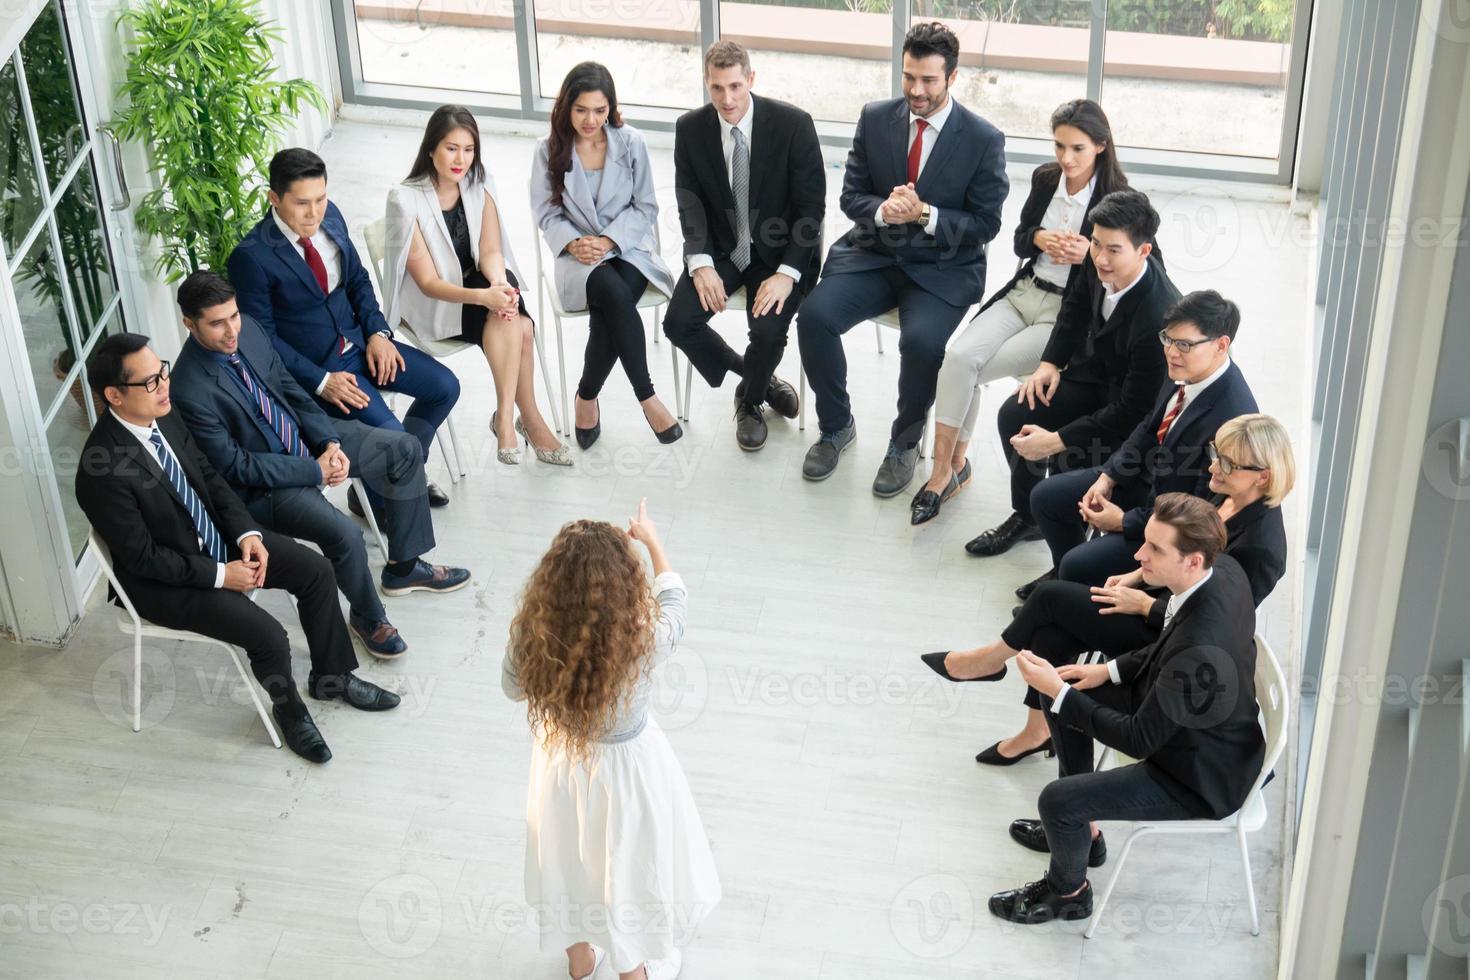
[796,22,1008,495]
[228,148,460,507]
[1022,289,1258,590]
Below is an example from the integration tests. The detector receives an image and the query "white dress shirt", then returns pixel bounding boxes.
[1163,356,1233,431]
[1032,174,1095,289]
[1100,259,1150,321]
[110,411,260,589]
[1052,568,1216,712]
[873,95,952,237]
[686,98,803,284]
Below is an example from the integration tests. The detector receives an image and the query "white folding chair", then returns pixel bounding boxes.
[337,479,388,558]
[533,219,670,437]
[87,530,281,748]
[1085,632,1288,939]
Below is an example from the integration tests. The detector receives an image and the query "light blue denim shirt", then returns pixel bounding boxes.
[503,571,687,743]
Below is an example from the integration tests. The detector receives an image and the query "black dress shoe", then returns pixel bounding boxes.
[975,738,1055,766]
[575,398,601,450]
[910,488,943,526]
[1015,568,1057,601]
[764,375,799,419]
[1009,818,1107,867]
[426,481,449,508]
[989,877,1092,924]
[308,672,401,711]
[347,483,366,519]
[735,401,767,451]
[273,706,332,764]
[919,651,1007,683]
[964,511,1043,557]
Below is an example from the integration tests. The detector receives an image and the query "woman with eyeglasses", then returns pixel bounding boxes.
[918,413,1294,766]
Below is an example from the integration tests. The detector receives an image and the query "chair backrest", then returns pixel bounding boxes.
[87,529,140,622]
[1246,632,1290,799]
[363,217,388,293]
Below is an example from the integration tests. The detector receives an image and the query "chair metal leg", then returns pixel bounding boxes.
[1238,827,1260,935]
[132,630,142,733]
[435,431,458,485]
[554,309,570,444]
[874,321,885,353]
[799,373,807,432]
[225,644,282,748]
[1085,826,1150,939]
[446,413,468,479]
[671,345,684,423]
[531,322,564,436]
[353,478,389,558]
[682,361,693,422]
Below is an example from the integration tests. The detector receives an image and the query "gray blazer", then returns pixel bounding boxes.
[530,122,674,312]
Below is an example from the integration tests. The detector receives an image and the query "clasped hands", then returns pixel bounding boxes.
[317,442,350,489]
[879,182,926,225]
[1034,228,1089,265]
[568,235,616,266]
[223,534,270,592]
[480,281,521,321]
[1076,471,1125,534]
[1014,649,1111,699]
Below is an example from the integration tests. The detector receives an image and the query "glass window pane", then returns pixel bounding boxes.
[15,228,77,415]
[942,4,1093,141]
[720,0,890,124]
[20,0,87,190]
[1,56,45,257]
[352,1,521,95]
[55,161,116,334]
[45,393,93,563]
[1102,0,1296,158]
[535,1,699,110]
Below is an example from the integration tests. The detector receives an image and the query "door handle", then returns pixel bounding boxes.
[95,124,130,212]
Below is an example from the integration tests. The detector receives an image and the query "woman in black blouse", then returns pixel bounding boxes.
[920,413,1295,765]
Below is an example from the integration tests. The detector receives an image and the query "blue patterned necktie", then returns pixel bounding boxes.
[148,427,226,563]
[227,353,310,457]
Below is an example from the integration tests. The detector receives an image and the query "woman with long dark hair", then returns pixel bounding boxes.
[503,500,720,980]
[531,62,681,449]
[912,99,1130,524]
[384,104,569,465]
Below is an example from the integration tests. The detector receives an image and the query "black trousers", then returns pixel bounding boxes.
[579,258,655,402]
[125,530,358,718]
[797,265,968,448]
[1002,579,1160,709]
[661,258,801,407]
[1031,466,1148,581]
[995,380,1115,521]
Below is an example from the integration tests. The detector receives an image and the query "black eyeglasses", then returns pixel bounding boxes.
[1207,442,1266,475]
[1157,330,1216,354]
[118,360,170,393]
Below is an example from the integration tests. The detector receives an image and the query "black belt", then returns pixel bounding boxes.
[1026,272,1067,297]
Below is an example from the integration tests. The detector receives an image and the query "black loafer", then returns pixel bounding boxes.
[273,706,331,764]
[764,375,800,419]
[1015,568,1057,601]
[735,402,767,451]
[910,488,943,525]
[426,481,449,507]
[1009,818,1107,867]
[919,651,1006,683]
[975,739,1054,766]
[989,877,1092,925]
[965,511,1042,557]
[308,672,401,711]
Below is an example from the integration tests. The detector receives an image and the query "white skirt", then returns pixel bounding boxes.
[524,717,721,972]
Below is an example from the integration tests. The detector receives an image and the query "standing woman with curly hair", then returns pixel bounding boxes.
[503,501,719,980]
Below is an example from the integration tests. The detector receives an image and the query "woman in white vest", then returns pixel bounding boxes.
[385,105,570,466]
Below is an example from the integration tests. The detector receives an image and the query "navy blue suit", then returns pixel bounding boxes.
[226,202,460,462]
[1034,359,1259,584]
[798,97,1008,446]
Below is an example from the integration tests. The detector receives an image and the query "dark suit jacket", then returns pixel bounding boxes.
[170,317,341,504]
[822,97,1008,308]
[226,202,393,393]
[672,96,826,293]
[1058,554,1266,820]
[1041,254,1178,452]
[1144,496,1288,629]
[1103,360,1258,541]
[75,410,261,607]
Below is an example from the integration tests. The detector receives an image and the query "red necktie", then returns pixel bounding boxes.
[906,118,929,185]
[299,236,329,294]
[1156,386,1186,444]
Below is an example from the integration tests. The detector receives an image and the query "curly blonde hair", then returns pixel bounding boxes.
[507,520,655,757]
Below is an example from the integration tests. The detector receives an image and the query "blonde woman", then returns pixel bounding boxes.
[503,500,719,980]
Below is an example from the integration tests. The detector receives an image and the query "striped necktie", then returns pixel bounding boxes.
[227,354,310,457]
[730,126,751,271]
[148,427,226,563]
[1156,386,1187,444]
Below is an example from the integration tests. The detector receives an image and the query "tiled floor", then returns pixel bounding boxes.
[0,115,1310,978]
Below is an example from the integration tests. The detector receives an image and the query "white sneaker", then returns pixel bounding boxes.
[644,948,683,980]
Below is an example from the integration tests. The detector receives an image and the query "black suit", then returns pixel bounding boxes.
[1035,555,1266,893]
[1033,359,1259,582]
[998,253,1178,522]
[662,96,826,405]
[75,410,356,715]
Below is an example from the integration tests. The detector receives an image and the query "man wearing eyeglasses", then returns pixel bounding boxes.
[1026,289,1258,588]
[75,333,400,765]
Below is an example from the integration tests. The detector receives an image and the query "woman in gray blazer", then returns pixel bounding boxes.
[531,62,681,448]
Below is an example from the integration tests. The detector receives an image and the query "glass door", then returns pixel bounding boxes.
[1,0,127,567]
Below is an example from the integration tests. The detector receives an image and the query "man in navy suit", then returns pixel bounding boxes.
[170,271,471,660]
[1031,289,1258,588]
[798,22,1008,495]
[227,148,459,506]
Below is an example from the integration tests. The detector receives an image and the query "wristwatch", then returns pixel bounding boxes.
[918,204,932,227]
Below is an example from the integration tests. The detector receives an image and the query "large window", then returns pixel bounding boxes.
[351,0,521,96]
[534,0,702,109]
